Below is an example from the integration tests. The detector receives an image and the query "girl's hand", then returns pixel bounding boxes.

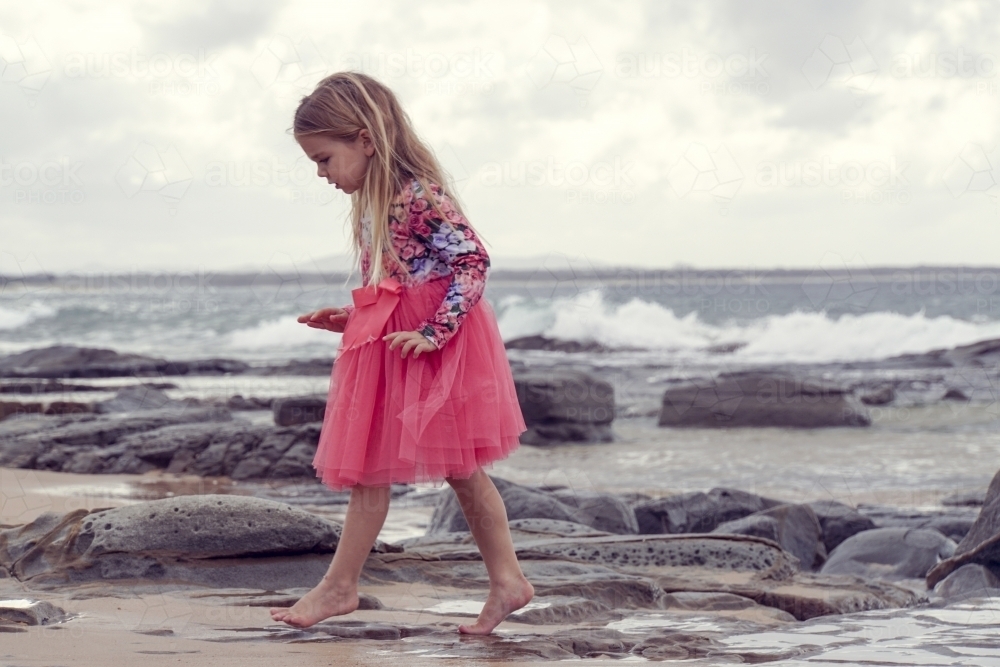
[383,330,438,359]
[297,307,350,333]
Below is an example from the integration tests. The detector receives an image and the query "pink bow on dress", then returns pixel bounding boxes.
[339,276,403,352]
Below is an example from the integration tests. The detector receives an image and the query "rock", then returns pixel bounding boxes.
[0,409,323,481]
[506,533,799,575]
[855,503,979,543]
[658,371,871,428]
[508,518,614,538]
[547,489,639,534]
[0,401,43,421]
[943,337,1000,367]
[505,335,614,353]
[927,468,1000,589]
[428,476,637,535]
[633,487,786,535]
[0,599,68,625]
[0,408,234,469]
[0,379,112,395]
[94,385,194,413]
[712,503,826,571]
[225,394,273,410]
[251,358,333,376]
[808,500,877,553]
[858,384,895,405]
[514,369,615,445]
[940,488,988,507]
[933,563,1000,601]
[0,496,400,587]
[820,527,956,581]
[0,345,249,378]
[511,596,615,624]
[942,387,969,401]
[398,519,615,554]
[420,595,616,624]
[363,545,921,622]
[272,395,326,426]
[43,401,91,415]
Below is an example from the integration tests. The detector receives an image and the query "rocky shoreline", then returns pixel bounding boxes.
[2,467,999,660]
[1,340,999,660]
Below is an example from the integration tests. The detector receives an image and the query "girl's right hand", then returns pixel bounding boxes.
[297,307,350,333]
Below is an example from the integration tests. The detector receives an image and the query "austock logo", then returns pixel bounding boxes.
[667,143,744,212]
[116,142,193,210]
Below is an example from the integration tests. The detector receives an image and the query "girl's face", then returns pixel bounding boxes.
[296,130,374,195]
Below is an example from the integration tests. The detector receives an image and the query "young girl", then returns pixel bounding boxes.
[268,72,533,635]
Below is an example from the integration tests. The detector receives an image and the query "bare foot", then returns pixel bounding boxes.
[269,577,359,628]
[458,576,534,635]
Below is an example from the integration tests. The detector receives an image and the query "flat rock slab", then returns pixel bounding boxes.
[368,534,922,622]
[658,371,871,428]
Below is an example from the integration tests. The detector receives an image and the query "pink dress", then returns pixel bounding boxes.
[312,178,527,490]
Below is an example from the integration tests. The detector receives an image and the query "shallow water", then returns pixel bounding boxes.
[487,406,1000,506]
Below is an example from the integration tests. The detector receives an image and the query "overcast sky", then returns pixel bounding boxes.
[1,0,998,276]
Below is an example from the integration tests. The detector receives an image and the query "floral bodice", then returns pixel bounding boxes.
[342,178,490,350]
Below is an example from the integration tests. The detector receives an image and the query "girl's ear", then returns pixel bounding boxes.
[358,128,376,157]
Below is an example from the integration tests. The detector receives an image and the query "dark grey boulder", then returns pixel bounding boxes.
[272,395,326,426]
[505,335,614,353]
[0,496,399,587]
[548,489,639,534]
[94,385,196,413]
[428,476,637,535]
[0,408,233,469]
[0,345,248,378]
[633,487,786,535]
[927,467,1000,588]
[932,563,1000,601]
[711,503,826,571]
[0,401,43,421]
[821,527,956,581]
[514,369,615,445]
[43,401,92,415]
[808,499,878,553]
[0,407,323,481]
[940,488,988,507]
[858,384,895,405]
[658,371,871,428]
[855,503,979,543]
[224,394,273,410]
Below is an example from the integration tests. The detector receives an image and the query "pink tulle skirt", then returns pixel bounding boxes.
[312,274,526,490]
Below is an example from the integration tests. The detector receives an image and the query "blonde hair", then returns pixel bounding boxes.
[293,71,482,287]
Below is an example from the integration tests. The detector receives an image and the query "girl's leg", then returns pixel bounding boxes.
[269,483,391,628]
[445,468,534,635]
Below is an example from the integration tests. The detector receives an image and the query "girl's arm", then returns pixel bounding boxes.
[409,184,490,350]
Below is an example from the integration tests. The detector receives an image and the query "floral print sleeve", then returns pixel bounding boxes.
[407,182,490,350]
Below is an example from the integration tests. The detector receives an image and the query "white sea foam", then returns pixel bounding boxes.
[226,314,342,350]
[0,302,55,330]
[496,289,1000,364]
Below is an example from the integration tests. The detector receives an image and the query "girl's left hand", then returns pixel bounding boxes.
[383,330,438,359]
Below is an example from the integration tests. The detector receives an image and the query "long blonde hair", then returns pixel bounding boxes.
[293,71,482,286]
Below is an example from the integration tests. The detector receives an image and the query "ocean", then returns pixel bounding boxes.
[3,266,999,366]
